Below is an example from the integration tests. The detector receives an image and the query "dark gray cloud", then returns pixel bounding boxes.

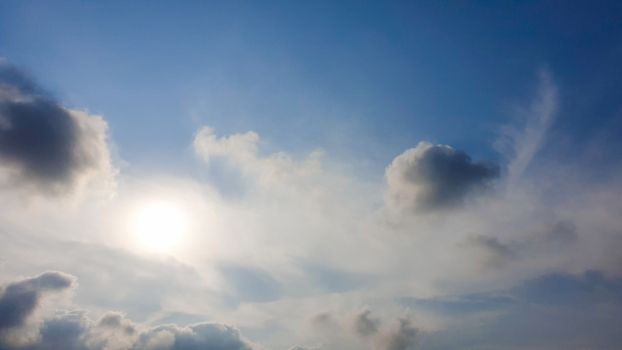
[33,311,87,350]
[0,61,112,194]
[352,310,380,337]
[21,311,136,350]
[386,142,499,211]
[0,271,76,331]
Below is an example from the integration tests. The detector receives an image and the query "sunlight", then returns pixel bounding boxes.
[129,200,188,254]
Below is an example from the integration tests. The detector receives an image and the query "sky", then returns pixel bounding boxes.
[0,1,621,349]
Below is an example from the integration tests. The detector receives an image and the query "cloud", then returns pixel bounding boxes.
[463,235,516,268]
[499,69,558,184]
[0,273,260,350]
[20,312,258,350]
[193,127,259,166]
[193,126,326,193]
[136,323,257,350]
[310,312,337,329]
[352,310,380,337]
[26,310,138,350]
[0,61,115,195]
[0,271,76,348]
[385,142,499,211]
[0,233,210,321]
[378,319,418,350]
[0,271,76,331]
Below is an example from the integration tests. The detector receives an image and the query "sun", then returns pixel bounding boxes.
[129,200,188,254]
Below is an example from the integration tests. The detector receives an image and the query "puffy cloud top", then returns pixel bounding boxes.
[193,127,259,165]
[386,142,499,211]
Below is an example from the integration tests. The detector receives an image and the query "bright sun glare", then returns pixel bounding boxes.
[130,201,188,254]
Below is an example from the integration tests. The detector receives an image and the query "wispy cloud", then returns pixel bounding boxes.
[504,69,559,184]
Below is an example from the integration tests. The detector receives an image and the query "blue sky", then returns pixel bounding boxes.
[3,1,620,173]
[1,2,622,350]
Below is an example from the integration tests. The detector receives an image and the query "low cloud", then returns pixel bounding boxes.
[0,273,260,350]
[20,312,258,350]
[0,61,115,195]
[385,142,499,211]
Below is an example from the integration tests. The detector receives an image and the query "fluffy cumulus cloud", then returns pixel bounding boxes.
[0,273,260,350]
[193,127,259,166]
[17,313,258,350]
[385,142,499,212]
[193,126,329,193]
[0,61,115,196]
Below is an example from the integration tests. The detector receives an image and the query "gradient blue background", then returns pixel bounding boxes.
[1,0,621,174]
